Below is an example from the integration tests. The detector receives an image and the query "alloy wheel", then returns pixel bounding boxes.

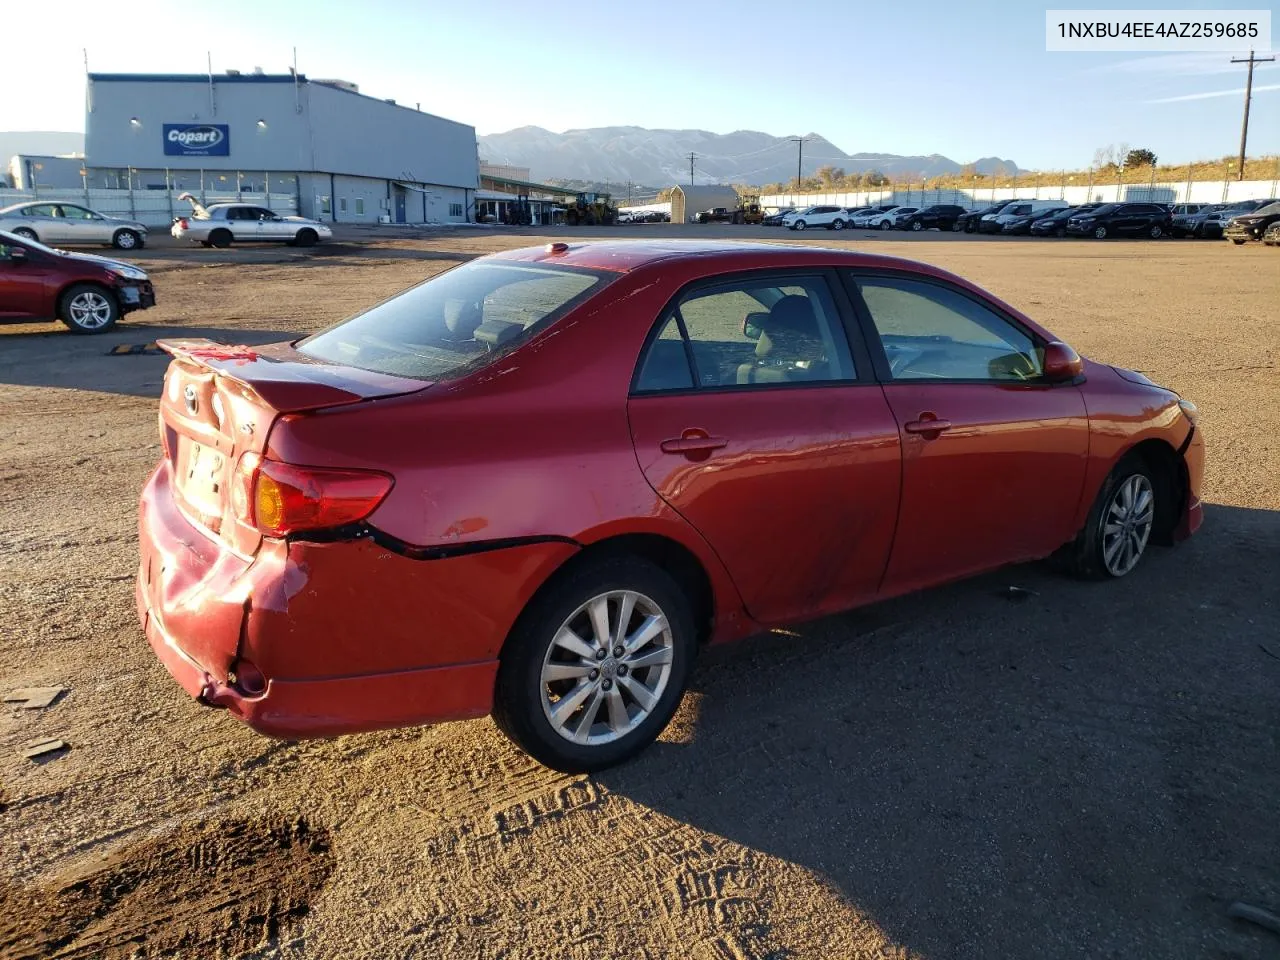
[68,291,114,330]
[540,590,675,746]
[1100,474,1154,576]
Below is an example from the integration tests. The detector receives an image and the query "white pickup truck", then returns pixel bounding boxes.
[170,193,333,248]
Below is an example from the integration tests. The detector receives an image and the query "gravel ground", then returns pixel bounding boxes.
[1,227,1278,960]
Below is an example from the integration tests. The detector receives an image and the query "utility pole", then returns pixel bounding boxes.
[789,137,810,187]
[1231,50,1275,181]
[687,153,697,186]
[626,180,632,205]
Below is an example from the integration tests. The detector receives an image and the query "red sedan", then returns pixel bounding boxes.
[137,241,1203,771]
[0,229,156,332]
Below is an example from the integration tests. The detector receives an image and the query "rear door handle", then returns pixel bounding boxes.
[660,435,728,454]
[903,417,953,434]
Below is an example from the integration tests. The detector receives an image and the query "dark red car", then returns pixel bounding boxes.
[137,241,1204,771]
[0,229,156,333]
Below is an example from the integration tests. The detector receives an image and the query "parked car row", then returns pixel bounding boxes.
[618,210,670,223]
[765,197,1280,244]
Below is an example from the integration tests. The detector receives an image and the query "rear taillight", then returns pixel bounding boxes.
[177,217,189,229]
[232,454,392,537]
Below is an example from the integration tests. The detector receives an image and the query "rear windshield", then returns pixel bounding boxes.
[298,260,612,380]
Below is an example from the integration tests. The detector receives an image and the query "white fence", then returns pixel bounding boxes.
[0,187,300,228]
[761,178,1280,211]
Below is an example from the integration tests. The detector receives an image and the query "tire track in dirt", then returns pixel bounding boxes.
[0,816,333,960]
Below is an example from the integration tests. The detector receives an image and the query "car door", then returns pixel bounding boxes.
[21,203,63,242]
[227,207,260,241]
[628,271,902,626]
[58,204,104,244]
[0,238,58,318]
[255,208,290,240]
[845,271,1089,596]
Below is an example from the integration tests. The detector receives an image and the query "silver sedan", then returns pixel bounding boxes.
[0,202,149,250]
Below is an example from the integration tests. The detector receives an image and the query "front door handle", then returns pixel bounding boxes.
[660,430,728,459]
[903,416,953,435]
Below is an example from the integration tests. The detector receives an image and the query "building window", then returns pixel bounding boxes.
[339,198,347,212]
[320,196,331,214]
[355,198,364,215]
[450,203,463,217]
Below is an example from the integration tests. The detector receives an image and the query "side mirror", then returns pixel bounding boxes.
[1042,341,1084,382]
[742,311,768,341]
[9,247,27,264]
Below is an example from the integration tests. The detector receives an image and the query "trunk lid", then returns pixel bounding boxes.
[156,338,425,554]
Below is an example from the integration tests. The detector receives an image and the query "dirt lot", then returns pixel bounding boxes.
[1,226,1278,960]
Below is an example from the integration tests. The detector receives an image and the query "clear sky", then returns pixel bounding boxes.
[2,0,1276,170]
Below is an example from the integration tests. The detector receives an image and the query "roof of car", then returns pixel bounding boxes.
[488,239,948,276]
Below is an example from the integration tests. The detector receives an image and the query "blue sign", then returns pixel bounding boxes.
[163,123,230,157]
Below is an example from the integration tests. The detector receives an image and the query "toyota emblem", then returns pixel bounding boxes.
[183,384,199,415]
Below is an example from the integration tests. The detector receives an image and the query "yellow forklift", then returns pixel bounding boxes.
[563,192,618,226]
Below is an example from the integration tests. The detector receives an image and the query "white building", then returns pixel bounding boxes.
[84,70,479,224]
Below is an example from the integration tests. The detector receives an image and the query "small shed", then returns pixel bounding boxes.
[669,185,741,224]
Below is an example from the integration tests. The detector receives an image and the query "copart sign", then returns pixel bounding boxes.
[162,124,231,157]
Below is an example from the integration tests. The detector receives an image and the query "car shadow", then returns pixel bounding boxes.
[0,326,296,398]
[593,503,1280,958]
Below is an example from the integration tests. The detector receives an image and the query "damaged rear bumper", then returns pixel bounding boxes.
[137,462,577,739]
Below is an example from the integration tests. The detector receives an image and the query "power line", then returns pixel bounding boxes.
[1231,49,1275,181]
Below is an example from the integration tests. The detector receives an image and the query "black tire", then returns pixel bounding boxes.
[831,218,845,231]
[295,228,318,247]
[951,220,962,232]
[792,220,806,231]
[58,283,120,334]
[1231,239,1246,245]
[1148,224,1163,239]
[112,229,142,250]
[208,228,232,248]
[964,220,976,234]
[11,227,37,241]
[911,221,923,231]
[1094,225,1108,240]
[879,219,892,231]
[492,555,695,773]
[1065,454,1159,579]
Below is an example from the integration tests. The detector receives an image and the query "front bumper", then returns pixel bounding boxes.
[118,282,156,313]
[1223,225,1261,240]
[136,461,576,738]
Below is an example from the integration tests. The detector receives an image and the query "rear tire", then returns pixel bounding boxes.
[208,228,232,248]
[12,227,37,241]
[1148,224,1163,239]
[112,229,142,250]
[493,556,695,773]
[1066,455,1157,579]
[295,228,318,247]
[59,283,119,334]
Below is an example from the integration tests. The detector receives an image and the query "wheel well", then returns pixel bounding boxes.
[520,534,715,647]
[57,280,113,309]
[1124,438,1186,544]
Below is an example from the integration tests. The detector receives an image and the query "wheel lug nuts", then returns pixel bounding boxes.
[613,645,624,657]
[617,665,628,676]
[595,648,607,660]
[589,669,599,681]
[602,679,613,690]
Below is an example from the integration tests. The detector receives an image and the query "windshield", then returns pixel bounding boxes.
[299,261,613,380]
[1250,201,1280,216]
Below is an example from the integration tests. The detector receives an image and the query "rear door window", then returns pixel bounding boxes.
[299,261,613,380]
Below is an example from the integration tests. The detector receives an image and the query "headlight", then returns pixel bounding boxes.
[1178,399,1198,423]
[112,265,149,281]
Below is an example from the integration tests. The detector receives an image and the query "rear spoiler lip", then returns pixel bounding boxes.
[156,338,429,413]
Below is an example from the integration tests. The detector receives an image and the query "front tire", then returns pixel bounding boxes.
[1232,238,1246,245]
[1094,225,1108,239]
[1148,224,1163,239]
[493,556,694,772]
[831,218,845,231]
[59,284,119,334]
[295,228,318,247]
[1067,456,1157,579]
[879,219,892,231]
[792,220,807,231]
[112,229,142,250]
[911,221,923,231]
